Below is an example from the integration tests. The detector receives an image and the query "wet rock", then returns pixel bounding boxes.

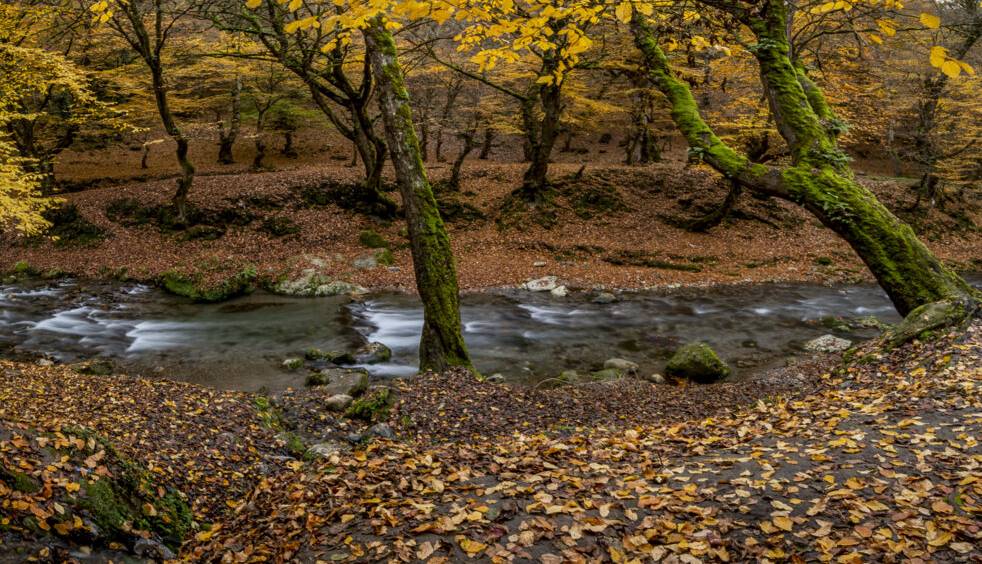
[592,292,617,304]
[550,285,569,297]
[485,373,506,384]
[307,441,343,459]
[804,334,852,353]
[272,269,366,297]
[282,357,303,371]
[603,358,638,374]
[133,538,176,561]
[367,423,395,439]
[353,342,392,364]
[324,394,353,412]
[666,342,731,384]
[525,276,558,292]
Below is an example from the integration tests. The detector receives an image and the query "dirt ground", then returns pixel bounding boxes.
[4,149,979,294]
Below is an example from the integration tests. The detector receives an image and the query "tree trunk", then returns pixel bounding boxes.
[252,107,268,171]
[150,64,194,224]
[449,127,478,191]
[363,19,473,373]
[519,78,561,200]
[631,9,977,319]
[217,76,241,165]
[479,127,494,160]
[281,131,297,158]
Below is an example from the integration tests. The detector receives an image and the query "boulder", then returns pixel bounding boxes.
[353,342,392,364]
[316,368,370,397]
[485,373,506,384]
[665,342,731,384]
[307,441,343,459]
[525,276,558,292]
[550,285,569,297]
[367,422,395,439]
[804,334,852,353]
[592,292,617,304]
[324,394,354,412]
[644,373,666,384]
[272,269,366,297]
[603,358,639,374]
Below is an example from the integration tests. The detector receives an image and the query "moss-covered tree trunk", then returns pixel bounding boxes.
[632,7,978,319]
[362,18,474,373]
[217,76,241,165]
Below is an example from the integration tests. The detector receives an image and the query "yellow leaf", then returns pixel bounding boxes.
[458,538,487,555]
[615,2,632,24]
[869,34,882,45]
[958,61,975,76]
[920,13,940,29]
[929,46,947,68]
[245,0,262,8]
[941,60,962,78]
[288,0,302,11]
[773,515,793,532]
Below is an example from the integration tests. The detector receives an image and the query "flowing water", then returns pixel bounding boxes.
[2,276,978,391]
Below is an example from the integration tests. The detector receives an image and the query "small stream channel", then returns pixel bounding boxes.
[2,276,978,391]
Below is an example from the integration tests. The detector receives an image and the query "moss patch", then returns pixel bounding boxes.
[345,388,393,422]
[161,266,257,303]
[666,342,731,383]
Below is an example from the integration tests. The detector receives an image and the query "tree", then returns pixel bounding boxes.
[625,0,978,321]
[0,4,126,192]
[89,0,199,224]
[211,0,397,215]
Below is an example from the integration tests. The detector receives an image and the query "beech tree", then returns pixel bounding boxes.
[88,0,200,223]
[622,0,978,322]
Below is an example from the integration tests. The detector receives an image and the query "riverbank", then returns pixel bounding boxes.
[2,163,979,298]
[2,320,980,561]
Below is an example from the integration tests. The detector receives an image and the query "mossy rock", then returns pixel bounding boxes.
[55,426,192,551]
[665,342,731,384]
[161,266,256,303]
[345,388,393,422]
[259,216,301,237]
[0,464,42,494]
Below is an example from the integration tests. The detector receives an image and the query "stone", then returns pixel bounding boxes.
[353,254,378,269]
[533,261,548,267]
[525,276,558,292]
[307,441,343,459]
[367,423,395,439]
[314,280,367,296]
[550,285,569,297]
[485,373,506,384]
[308,368,370,396]
[603,358,639,374]
[324,394,353,412]
[558,370,581,384]
[282,357,303,371]
[592,292,617,304]
[36,358,54,367]
[133,538,176,561]
[665,342,731,384]
[76,359,115,376]
[353,342,392,364]
[804,334,852,353]
[644,373,666,384]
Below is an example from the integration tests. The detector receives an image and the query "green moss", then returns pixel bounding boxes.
[375,248,394,266]
[0,464,41,494]
[259,216,300,237]
[815,256,833,266]
[665,342,731,384]
[345,388,393,422]
[358,229,389,248]
[305,371,328,387]
[12,260,34,275]
[161,266,256,303]
[253,396,285,430]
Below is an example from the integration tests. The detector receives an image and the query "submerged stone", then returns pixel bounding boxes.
[666,342,731,384]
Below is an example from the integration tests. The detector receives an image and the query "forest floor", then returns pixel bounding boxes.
[1,159,979,294]
[1,317,980,561]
